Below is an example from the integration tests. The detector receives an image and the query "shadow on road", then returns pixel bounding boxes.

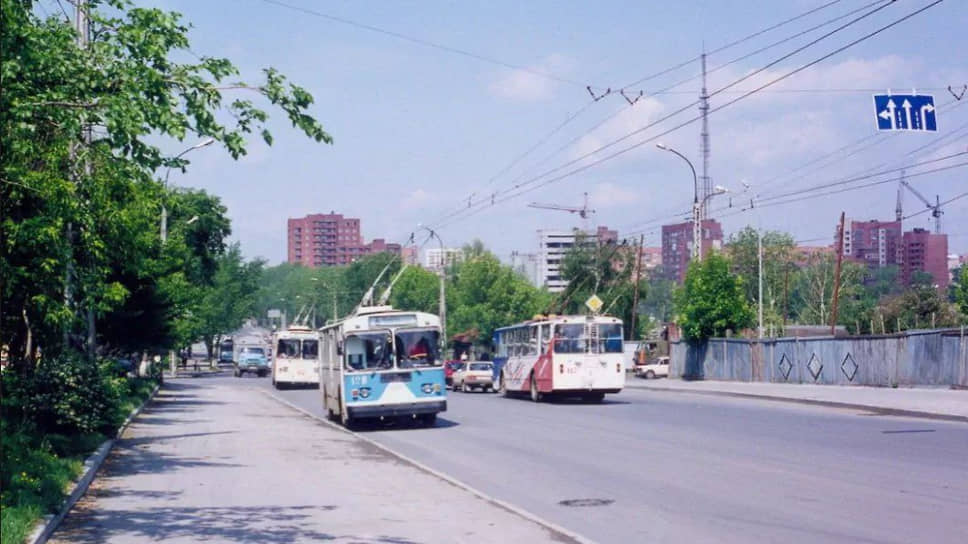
[351,416,459,433]
[55,503,425,543]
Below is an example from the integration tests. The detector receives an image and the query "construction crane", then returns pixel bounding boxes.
[899,177,943,233]
[528,192,596,230]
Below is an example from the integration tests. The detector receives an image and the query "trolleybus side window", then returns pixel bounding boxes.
[540,324,551,353]
[278,338,300,358]
[302,339,319,359]
[599,324,624,353]
[344,332,392,370]
[554,324,586,353]
[528,326,538,355]
[395,329,441,368]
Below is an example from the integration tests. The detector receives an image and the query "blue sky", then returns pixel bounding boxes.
[133,0,967,262]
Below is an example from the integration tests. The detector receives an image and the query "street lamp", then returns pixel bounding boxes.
[656,143,705,260]
[161,138,215,243]
[739,181,764,339]
[418,226,447,352]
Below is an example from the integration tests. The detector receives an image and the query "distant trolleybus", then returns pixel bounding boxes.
[271,325,320,389]
[320,305,446,427]
[494,314,625,402]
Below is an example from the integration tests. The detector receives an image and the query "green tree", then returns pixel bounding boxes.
[557,235,646,338]
[876,284,962,331]
[195,245,264,359]
[1,0,329,366]
[724,227,795,331]
[641,271,675,323]
[791,253,866,330]
[448,252,550,349]
[955,267,968,317]
[390,267,440,315]
[674,253,754,342]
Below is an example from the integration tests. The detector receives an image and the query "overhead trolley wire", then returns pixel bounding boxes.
[426,0,861,227]
[259,0,593,89]
[619,0,847,90]
[430,0,919,230]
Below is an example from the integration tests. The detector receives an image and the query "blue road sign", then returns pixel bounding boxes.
[873,94,937,132]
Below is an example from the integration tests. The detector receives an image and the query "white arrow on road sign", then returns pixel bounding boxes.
[901,99,913,130]
[881,98,897,129]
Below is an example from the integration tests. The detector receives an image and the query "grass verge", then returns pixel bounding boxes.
[0,377,157,544]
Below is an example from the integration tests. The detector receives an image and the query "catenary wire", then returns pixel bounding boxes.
[431,0,932,230]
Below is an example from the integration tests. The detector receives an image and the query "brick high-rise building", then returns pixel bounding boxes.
[901,228,948,291]
[287,212,399,267]
[837,219,902,270]
[661,219,723,283]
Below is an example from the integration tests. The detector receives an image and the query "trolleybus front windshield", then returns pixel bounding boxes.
[277,339,300,358]
[344,332,392,370]
[302,339,318,359]
[395,329,441,368]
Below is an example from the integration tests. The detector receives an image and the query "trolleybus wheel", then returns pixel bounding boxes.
[420,413,437,427]
[530,373,542,403]
[501,373,510,397]
[583,392,605,403]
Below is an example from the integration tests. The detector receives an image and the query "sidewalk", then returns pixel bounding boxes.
[625,378,968,421]
[48,380,576,544]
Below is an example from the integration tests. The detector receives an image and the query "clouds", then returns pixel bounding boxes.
[589,181,641,208]
[488,54,574,102]
[572,96,666,162]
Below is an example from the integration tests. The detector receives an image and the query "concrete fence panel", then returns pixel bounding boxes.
[669,328,965,387]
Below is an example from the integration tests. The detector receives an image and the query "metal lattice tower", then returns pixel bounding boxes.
[699,51,712,219]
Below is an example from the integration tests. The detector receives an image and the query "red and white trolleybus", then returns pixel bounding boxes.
[494,314,625,402]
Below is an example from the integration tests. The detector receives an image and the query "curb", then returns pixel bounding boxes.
[624,382,968,423]
[261,389,596,544]
[27,382,161,544]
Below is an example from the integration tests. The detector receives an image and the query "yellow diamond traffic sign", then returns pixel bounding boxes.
[585,294,604,314]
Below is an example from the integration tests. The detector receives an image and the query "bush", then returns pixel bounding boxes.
[1,357,158,544]
[23,355,121,436]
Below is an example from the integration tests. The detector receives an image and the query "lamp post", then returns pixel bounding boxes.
[739,181,764,339]
[419,226,447,352]
[656,143,701,261]
[161,138,214,243]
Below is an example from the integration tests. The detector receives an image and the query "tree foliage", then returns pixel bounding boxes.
[674,253,754,342]
[1,0,329,366]
[447,251,550,348]
[557,235,646,338]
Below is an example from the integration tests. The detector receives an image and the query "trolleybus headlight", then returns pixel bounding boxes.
[359,387,370,399]
[432,383,441,393]
[559,364,564,374]
[616,363,621,373]
[351,389,359,399]
[421,383,433,394]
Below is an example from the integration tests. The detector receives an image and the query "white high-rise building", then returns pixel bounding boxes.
[424,248,464,271]
[537,226,617,292]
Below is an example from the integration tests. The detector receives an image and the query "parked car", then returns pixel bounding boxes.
[234,347,269,377]
[452,361,495,392]
[634,356,669,379]
[444,360,462,386]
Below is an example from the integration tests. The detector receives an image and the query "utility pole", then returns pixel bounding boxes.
[699,50,711,219]
[629,235,644,341]
[830,212,846,335]
[782,264,790,331]
[757,227,764,339]
[74,0,96,359]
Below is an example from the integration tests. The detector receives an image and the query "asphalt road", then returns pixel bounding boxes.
[231,374,967,543]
